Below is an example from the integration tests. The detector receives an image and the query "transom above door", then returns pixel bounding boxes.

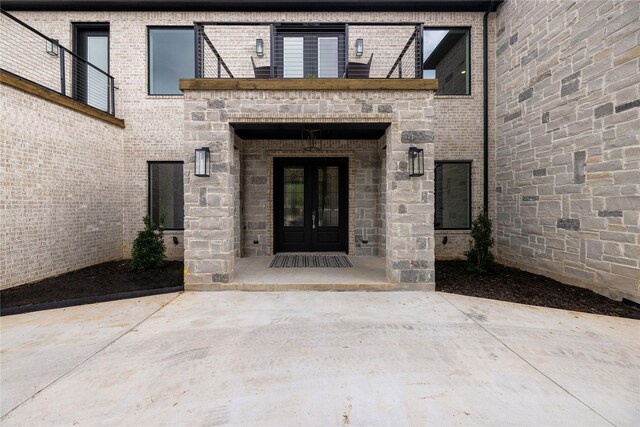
[274,157,348,253]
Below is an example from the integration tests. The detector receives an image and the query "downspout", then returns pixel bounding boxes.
[483,1,495,212]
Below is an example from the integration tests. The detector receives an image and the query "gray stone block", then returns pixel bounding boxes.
[497,41,509,56]
[615,99,640,113]
[518,87,533,102]
[212,273,229,283]
[199,187,207,207]
[533,168,546,176]
[521,49,538,66]
[522,195,539,201]
[400,269,430,283]
[400,130,434,144]
[606,196,640,210]
[574,151,586,184]
[561,79,580,96]
[378,104,393,113]
[561,71,581,84]
[207,99,225,109]
[542,112,549,123]
[504,110,522,122]
[557,218,580,230]
[391,260,411,270]
[598,210,623,217]
[594,102,613,118]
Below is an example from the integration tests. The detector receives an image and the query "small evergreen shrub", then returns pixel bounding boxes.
[130,215,166,271]
[464,209,495,274]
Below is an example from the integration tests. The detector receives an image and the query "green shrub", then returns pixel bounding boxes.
[464,209,495,274]
[130,215,166,271]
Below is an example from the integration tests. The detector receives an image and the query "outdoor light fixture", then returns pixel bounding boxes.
[46,38,59,56]
[256,38,264,57]
[194,147,210,177]
[355,38,364,56]
[409,147,424,177]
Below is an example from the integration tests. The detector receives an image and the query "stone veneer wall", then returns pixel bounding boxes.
[13,10,491,263]
[182,89,435,288]
[239,139,383,257]
[0,85,124,289]
[495,0,640,302]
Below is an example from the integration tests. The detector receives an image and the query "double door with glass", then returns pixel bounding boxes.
[274,158,348,253]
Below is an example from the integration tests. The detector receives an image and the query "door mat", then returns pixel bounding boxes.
[269,254,353,268]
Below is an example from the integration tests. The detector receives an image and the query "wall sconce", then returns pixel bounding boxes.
[195,147,210,177]
[46,38,59,56]
[409,147,424,177]
[256,38,264,57]
[355,38,364,57]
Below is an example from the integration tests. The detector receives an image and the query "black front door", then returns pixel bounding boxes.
[274,158,348,253]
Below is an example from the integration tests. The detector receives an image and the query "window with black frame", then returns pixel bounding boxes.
[435,162,471,230]
[148,27,195,95]
[148,162,184,230]
[423,28,470,95]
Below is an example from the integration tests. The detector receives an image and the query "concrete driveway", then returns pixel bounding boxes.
[1,291,638,426]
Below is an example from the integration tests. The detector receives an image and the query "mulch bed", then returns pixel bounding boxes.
[3,259,638,320]
[436,260,640,320]
[1,260,183,311]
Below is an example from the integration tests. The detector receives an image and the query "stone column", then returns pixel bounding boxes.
[385,95,435,289]
[183,92,235,289]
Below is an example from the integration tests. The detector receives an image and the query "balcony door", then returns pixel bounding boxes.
[73,23,109,110]
[274,158,348,253]
[274,24,346,78]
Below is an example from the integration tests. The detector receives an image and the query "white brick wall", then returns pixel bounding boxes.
[12,10,491,263]
[0,85,124,289]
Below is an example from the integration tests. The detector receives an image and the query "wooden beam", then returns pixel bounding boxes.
[0,70,125,128]
[179,78,438,91]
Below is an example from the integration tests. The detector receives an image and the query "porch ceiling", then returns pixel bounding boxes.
[231,122,389,140]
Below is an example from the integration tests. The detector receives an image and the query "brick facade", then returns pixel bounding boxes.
[495,0,640,302]
[11,9,491,264]
[0,85,124,289]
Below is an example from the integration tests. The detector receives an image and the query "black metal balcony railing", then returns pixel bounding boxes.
[194,22,424,80]
[0,10,116,115]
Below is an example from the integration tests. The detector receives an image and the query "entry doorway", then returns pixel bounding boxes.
[274,157,348,253]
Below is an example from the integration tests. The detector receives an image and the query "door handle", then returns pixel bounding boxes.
[312,211,316,229]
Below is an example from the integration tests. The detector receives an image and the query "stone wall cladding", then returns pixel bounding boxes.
[239,139,381,257]
[182,89,435,287]
[0,85,124,289]
[14,10,491,263]
[495,0,640,302]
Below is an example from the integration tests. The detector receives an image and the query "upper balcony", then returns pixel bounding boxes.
[195,22,425,81]
[0,10,117,117]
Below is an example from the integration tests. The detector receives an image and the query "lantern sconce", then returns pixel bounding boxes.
[195,147,210,177]
[409,147,424,177]
[46,38,59,56]
[355,38,364,57]
[256,38,264,57]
